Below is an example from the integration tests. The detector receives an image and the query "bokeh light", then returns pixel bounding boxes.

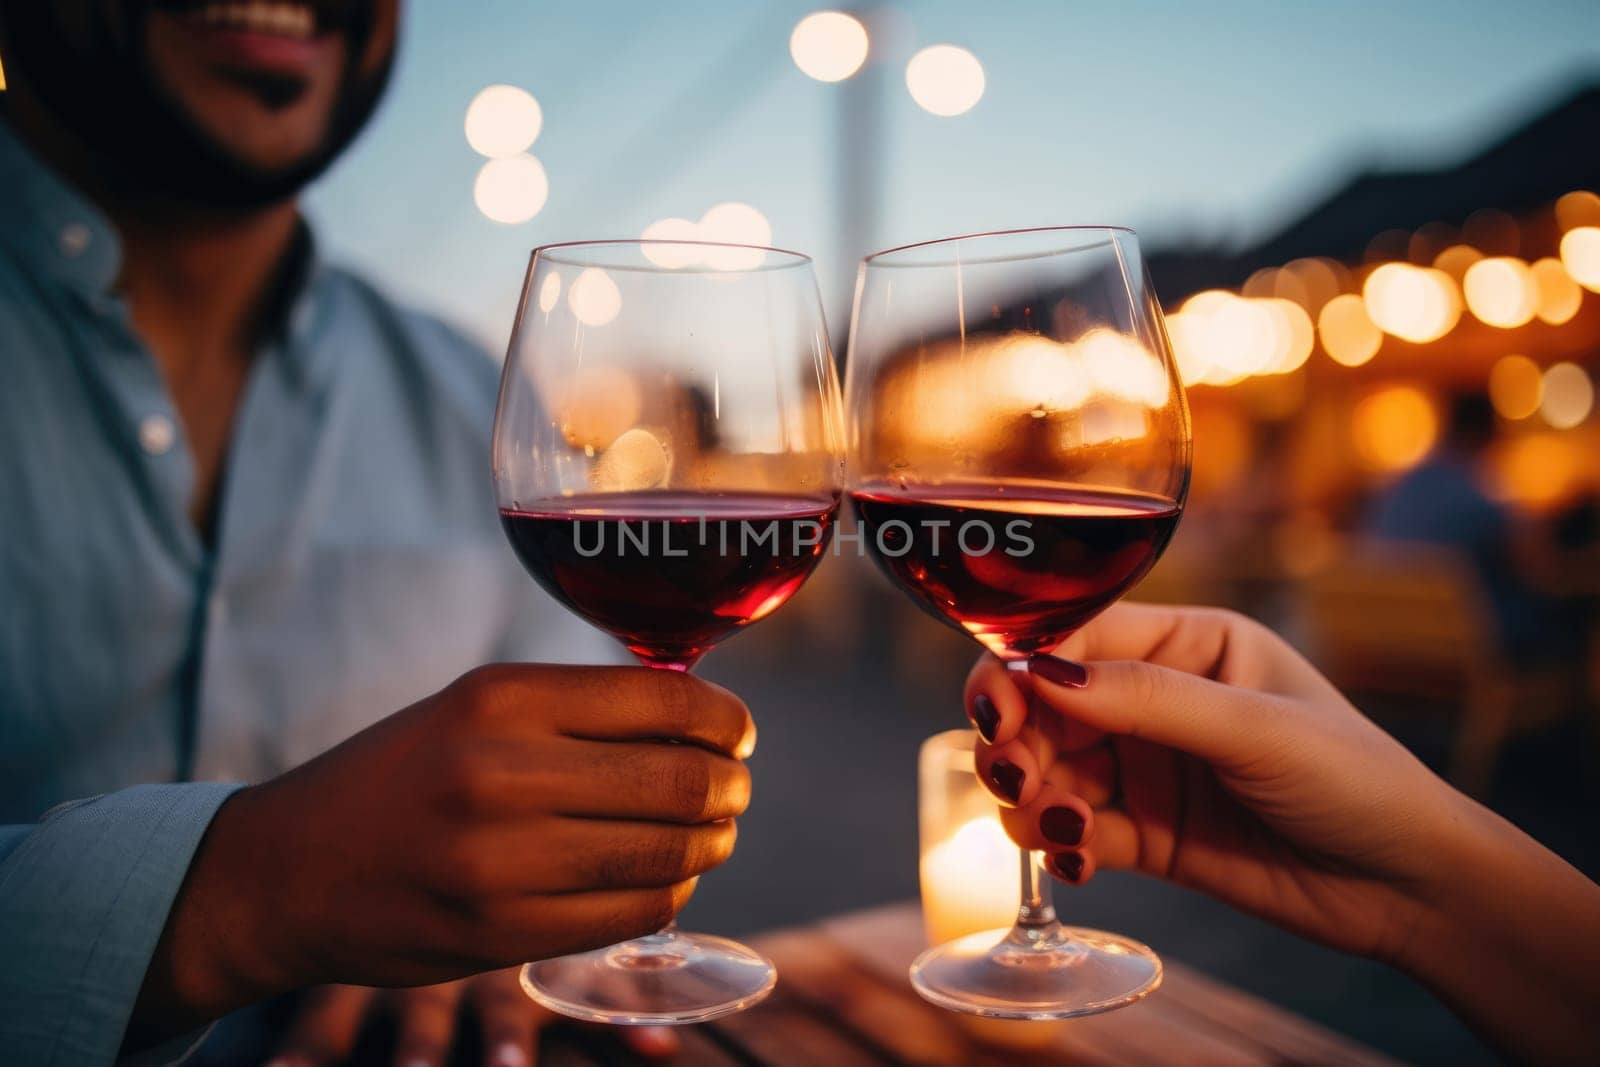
[1488,354,1542,420]
[640,218,705,269]
[1530,257,1583,325]
[1554,190,1600,232]
[697,202,772,270]
[1462,257,1537,328]
[537,271,561,314]
[789,11,869,82]
[568,268,622,327]
[1539,362,1595,429]
[464,85,543,158]
[1558,227,1600,291]
[473,155,548,224]
[1263,298,1315,374]
[1431,244,1482,281]
[1318,293,1383,367]
[1077,329,1170,407]
[905,45,985,117]
[1352,386,1437,472]
[1281,257,1344,314]
[554,366,643,451]
[1361,264,1461,343]
[1493,433,1583,508]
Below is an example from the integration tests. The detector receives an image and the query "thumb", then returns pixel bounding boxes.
[1025,655,1292,772]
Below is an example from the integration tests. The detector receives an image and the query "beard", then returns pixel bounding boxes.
[0,0,395,210]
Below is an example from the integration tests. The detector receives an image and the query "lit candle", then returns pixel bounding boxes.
[917,732,1065,1048]
[919,815,1018,946]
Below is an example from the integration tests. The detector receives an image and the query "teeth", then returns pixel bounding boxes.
[190,2,316,40]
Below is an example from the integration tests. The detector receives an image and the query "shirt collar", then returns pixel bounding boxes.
[0,117,123,297]
[0,115,331,362]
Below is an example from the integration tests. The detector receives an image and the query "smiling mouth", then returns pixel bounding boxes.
[181,3,319,40]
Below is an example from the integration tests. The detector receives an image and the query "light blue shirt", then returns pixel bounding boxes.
[0,120,599,1065]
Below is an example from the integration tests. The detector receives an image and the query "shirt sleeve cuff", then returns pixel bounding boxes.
[0,782,245,1066]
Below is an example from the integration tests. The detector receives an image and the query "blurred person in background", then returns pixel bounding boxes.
[1365,390,1573,666]
[0,1,736,1063]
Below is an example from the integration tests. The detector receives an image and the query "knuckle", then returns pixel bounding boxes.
[453,665,511,723]
[435,748,501,818]
[649,668,696,732]
[641,829,693,884]
[1126,660,1165,716]
[662,751,715,821]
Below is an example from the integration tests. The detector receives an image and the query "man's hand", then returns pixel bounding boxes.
[133,664,755,1040]
[265,969,679,1067]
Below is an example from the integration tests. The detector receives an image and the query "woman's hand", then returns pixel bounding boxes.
[966,602,1600,1062]
[966,601,1459,963]
[135,664,755,1041]
[266,969,678,1067]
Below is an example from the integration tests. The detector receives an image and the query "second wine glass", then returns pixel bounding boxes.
[845,226,1191,1018]
[493,238,845,1023]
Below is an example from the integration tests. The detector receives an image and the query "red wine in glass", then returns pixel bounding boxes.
[851,484,1180,660]
[502,491,840,670]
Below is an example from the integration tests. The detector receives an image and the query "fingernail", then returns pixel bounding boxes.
[987,758,1024,803]
[493,1043,528,1067]
[1048,851,1085,882]
[1040,806,1085,846]
[970,694,999,743]
[1028,655,1088,688]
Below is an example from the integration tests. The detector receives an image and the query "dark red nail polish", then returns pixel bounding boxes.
[970,694,999,743]
[1048,851,1085,882]
[1040,806,1085,846]
[1028,655,1088,688]
[987,758,1024,803]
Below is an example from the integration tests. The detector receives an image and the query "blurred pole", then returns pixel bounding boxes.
[832,5,887,358]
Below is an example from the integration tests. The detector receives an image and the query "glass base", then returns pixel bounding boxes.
[910,924,1162,1019]
[519,928,776,1025]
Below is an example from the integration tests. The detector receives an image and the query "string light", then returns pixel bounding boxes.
[1362,264,1460,343]
[568,268,622,327]
[906,46,985,116]
[1488,355,1542,420]
[1540,362,1595,429]
[1530,257,1583,325]
[1352,386,1437,472]
[1318,293,1383,367]
[1462,257,1537,328]
[465,85,543,158]
[790,11,869,82]
[1559,227,1600,291]
[697,202,772,270]
[473,155,548,224]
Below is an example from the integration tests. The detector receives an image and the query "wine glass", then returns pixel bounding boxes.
[844,226,1190,1018]
[492,238,845,1023]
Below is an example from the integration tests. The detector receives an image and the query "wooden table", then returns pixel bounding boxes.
[537,902,1399,1065]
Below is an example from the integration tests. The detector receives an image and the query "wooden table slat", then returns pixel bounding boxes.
[810,907,1275,1066]
[808,903,1397,1067]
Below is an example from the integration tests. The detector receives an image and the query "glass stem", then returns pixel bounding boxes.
[1017,848,1058,928]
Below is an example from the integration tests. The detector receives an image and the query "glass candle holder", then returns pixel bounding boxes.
[919,729,1019,946]
[918,729,1064,1047]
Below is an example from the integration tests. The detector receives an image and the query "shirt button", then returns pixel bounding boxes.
[138,415,176,455]
[59,223,93,258]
